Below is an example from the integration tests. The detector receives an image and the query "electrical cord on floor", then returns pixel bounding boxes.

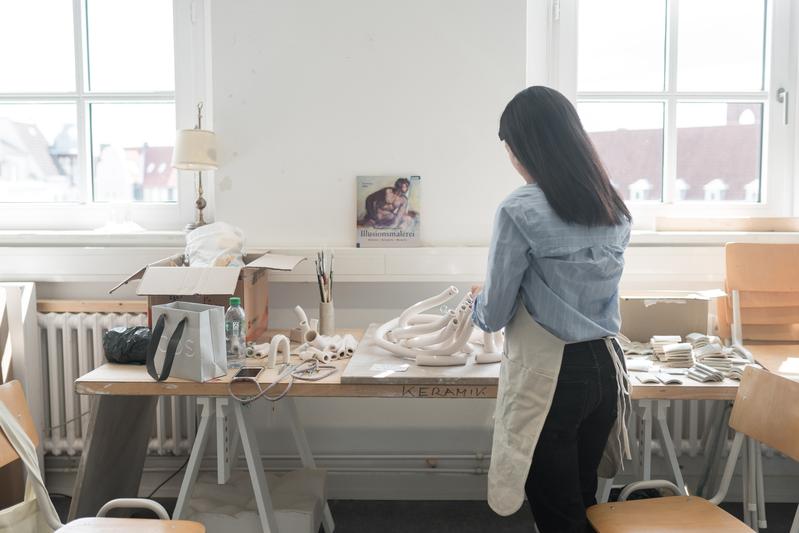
[146,412,199,500]
[45,411,91,433]
[146,455,191,499]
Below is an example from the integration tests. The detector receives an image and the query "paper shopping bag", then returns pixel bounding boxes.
[147,301,227,382]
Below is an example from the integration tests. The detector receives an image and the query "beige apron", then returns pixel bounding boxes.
[487,303,630,516]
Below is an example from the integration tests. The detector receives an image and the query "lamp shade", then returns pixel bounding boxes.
[172,129,218,170]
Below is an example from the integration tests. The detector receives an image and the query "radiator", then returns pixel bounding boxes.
[37,312,195,457]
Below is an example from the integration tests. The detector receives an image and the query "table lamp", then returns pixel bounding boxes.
[173,102,218,231]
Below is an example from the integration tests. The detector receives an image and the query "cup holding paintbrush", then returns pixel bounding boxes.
[316,250,335,335]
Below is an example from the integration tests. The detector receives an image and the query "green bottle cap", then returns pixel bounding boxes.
[229,296,241,306]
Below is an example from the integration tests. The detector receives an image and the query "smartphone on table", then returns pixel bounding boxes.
[233,367,263,379]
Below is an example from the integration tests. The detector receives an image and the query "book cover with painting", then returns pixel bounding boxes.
[356,176,421,247]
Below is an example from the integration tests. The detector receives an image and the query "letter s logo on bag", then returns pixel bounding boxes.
[180,339,196,359]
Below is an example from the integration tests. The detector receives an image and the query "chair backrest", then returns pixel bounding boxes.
[0,289,8,382]
[718,243,799,341]
[730,366,799,462]
[0,380,39,468]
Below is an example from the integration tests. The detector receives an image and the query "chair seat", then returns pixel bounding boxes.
[745,343,799,377]
[56,517,205,532]
[587,496,754,533]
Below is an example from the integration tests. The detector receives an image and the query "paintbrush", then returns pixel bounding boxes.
[314,260,325,301]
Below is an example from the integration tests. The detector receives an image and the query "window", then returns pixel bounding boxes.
[551,0,794,220]
[0,0,205,230]
[0,0,175,206]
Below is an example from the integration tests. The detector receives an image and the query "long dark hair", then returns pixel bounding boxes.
[499,86,631,226]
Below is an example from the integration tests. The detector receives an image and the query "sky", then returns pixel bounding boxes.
[0,0,175,147]
[578,0,766,131]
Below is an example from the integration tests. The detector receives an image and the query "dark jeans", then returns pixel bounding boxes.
[525,338,622,533]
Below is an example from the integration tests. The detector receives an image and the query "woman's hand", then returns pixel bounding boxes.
[470,285,483,297]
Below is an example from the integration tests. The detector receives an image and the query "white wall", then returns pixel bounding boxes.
[211,0,527,246]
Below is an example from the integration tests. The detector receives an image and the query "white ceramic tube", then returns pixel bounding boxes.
[303,328,318,344]
[247,342,270,358]
[416,353,469,366]
[406,313,450,326]
[343,334,358,355]
[294,305,309,327]
[397,286,458,328]
[374,319,426,360]
[375,315,475,360]
[484,331,499,353]
[475,352,502,364]
[404,318,459,348]
[331,338,344,355]
[391,312,456,340]
[302,346,331,363]
[428,318,474,356]
[313,335,338,350]
[266,334,290,369]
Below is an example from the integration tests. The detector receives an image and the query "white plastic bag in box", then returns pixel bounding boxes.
[186,222,245,267]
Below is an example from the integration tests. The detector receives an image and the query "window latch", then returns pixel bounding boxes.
[776,88,789,125]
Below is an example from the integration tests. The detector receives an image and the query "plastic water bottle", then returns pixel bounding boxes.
[225,296,246,368]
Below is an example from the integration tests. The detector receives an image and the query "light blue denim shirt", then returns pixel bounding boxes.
[472,183,630,343]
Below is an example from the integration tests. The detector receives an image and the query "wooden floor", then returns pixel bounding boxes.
[51,496,798,533]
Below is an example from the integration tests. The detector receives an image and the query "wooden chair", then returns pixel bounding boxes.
[0,380,205,532]
[718,243,799,376]
[587,366,799,533]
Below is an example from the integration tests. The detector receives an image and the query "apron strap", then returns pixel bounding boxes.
[605,337,632,462]
[0,402,63,530]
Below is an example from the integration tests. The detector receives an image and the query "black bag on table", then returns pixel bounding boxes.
[102,326,151,364]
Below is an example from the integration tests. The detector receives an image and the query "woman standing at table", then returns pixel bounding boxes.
[472,86,632,533]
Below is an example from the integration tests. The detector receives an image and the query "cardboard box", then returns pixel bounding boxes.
[111,253,305,341]
[619,290,726,343]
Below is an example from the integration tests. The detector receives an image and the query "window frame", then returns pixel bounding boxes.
[547,0,796,228]
[0,0,211,231]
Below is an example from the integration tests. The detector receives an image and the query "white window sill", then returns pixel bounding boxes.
[0,230,187,248]
[628,230,799,246]
[0,230,797,284]
[0,229,797,248]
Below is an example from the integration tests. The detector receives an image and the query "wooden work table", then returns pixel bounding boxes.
[69,327,762,523]
[75,328,743,401]
[74,362,741,400]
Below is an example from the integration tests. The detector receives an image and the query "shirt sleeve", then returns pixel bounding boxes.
[472,204,531,332]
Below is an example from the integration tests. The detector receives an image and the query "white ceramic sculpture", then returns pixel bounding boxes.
[246,334,291,369]
[374,286,503,366]
[291,305,318,343]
